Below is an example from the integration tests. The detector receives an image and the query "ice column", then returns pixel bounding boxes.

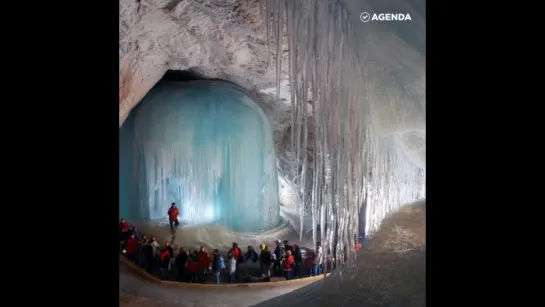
[119,81,280,232]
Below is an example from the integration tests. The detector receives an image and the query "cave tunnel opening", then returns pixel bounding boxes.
[119,70,281,232]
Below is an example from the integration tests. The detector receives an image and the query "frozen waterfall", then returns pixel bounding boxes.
[119,81,280,232]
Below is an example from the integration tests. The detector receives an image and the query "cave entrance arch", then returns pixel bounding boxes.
[119,75,280,232]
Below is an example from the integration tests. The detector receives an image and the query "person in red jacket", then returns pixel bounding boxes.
[125,233,138,263]
[167,203,180,234]
[119,219,129,251]
[229,242,242,260]
[159,247,171,278]
[120,219,129,232]
[186,255,198,283]
[197,246,211,283]
[282,250,295,280]
[355,242,363,252]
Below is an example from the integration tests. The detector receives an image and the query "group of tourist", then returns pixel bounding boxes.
[119,218,325,284]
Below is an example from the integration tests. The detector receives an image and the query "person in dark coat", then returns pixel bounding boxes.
[259,244,273,278]
[137,235,147,267]
[175,247,188,281]
[164,242,174,257]
[131,226,140,241]
[284,240,294,254]
[142,240,154,273]
[273,240,284,276]
[244,246,259,263]
[211,249,223,284]
[293,244,303,278]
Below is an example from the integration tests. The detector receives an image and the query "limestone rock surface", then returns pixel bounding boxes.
[119,0,290,127]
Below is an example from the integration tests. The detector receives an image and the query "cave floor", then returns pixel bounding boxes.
[119,260,321,307]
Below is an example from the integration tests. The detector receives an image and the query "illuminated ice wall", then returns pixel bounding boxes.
[119,81,280,232]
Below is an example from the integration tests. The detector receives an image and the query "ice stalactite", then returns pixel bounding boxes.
[363,133,426,236]
[119,81,280,232]
[263,0,426,272]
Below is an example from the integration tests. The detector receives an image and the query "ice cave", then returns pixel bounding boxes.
[119,80,280,232]
[119,0,426,306]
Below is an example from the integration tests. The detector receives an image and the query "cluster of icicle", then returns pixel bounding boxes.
[261,0,425,274]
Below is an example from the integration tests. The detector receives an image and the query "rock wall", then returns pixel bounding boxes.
[119,0,291,126]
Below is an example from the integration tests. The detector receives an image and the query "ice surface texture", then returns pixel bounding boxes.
[119,81,280,232]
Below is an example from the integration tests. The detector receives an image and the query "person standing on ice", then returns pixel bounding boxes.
[167,202,180,234]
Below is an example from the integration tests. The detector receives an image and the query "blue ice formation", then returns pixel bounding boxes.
[119,81,280,232]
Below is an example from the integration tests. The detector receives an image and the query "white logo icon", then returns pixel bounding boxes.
[360,12,371,22]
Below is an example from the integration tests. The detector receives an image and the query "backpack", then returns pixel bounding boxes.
[220,256,225,270]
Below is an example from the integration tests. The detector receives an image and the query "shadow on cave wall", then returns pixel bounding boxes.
[160,69,232,84]
[161,69,204,82]
[157,69,270,112]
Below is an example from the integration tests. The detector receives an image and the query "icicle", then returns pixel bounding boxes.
[265,0,272,64]
[264,0,426,271]
[275,0,283,103]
